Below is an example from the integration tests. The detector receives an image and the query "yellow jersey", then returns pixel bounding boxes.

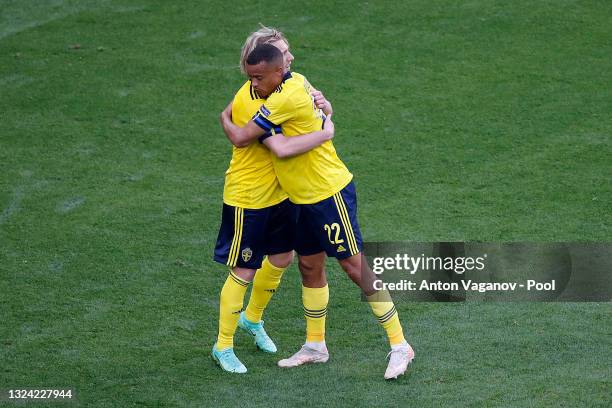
[253,72,353,204]
[222,81,288,209]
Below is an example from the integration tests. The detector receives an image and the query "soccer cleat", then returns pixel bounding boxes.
[211,343,247,374]
[237,312,277,353]
[277,344,329,368]
[384,342,415,380]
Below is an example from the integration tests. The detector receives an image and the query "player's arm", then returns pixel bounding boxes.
[262,114,335,159]
[219,102,265,148]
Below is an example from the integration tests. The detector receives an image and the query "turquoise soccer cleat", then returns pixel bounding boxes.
[237,312,277,353]
[211,343,247,374]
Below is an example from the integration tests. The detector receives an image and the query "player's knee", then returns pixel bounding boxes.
[268,251,294,269]
[339,254,360,273]
[339,255,362,280]
[298,257,317,274]
[298,256,326,286]
[232,267,256,282]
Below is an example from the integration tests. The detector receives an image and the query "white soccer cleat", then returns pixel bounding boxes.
[384,342,415,380]
[278,344,329,368]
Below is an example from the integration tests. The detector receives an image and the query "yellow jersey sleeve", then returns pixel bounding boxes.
[253,88,297,132]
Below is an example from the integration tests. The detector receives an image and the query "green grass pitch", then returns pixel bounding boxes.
[1,0,610,407]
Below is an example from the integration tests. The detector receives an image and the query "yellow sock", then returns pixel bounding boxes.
[216,270,250,350]
[245,257,286,323]
[302,285,329,343]
[367,290,405,346]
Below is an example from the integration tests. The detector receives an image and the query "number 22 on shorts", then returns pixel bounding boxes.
[324,223,344,244]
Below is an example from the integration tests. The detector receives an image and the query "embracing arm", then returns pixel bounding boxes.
[263,114,335,159]
[220,90,334,153]
[219,102,265,148]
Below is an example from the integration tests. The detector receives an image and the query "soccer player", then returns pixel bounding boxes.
[220,44,415,379]
[211,28,334,374]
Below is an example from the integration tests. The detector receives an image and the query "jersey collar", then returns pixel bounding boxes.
[282,71,292,83]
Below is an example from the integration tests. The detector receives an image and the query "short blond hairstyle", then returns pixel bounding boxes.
[240,24,289,74]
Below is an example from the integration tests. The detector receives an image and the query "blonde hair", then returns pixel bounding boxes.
[240,24,289,74]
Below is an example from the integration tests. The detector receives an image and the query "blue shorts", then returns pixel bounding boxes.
[295,181,363,260]
[214,199,298,269]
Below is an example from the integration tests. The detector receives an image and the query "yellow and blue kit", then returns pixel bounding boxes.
[223,81,285,209]
[294,180,363,259]
[254,72,363,259]
[214,80,297,269]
